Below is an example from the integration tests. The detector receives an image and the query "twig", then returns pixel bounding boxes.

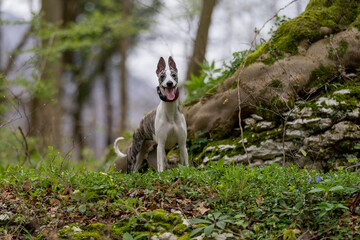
[18,126,35,168]
[2,26,32,76]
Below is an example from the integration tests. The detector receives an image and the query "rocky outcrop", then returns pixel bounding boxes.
[195,86,360,170]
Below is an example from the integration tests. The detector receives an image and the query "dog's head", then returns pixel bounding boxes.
[156,56,179,102]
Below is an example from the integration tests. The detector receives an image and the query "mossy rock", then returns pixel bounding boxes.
[111,218,138,236]
[178,234,192,240]
[173,223,188,235]
[73,231,102,240]
[247,0,360,65]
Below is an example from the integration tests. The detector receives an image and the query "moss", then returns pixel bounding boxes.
[83,223,106,232]
[336,140,353,152]
[178,234,191,240]
[73,231,102,240]
[195,126,283,163]
[205,85,219,95]
[151,209,168,222]
[328,39,349,60]
[173,223,188,235]
[168,213,181,224]
[246,0,360,65]
[350,12,360,30]
[230,79,238,90]
[306,65,335,89]
[58,224,85,239]
[111,218,137,236]
[270,79,283,89]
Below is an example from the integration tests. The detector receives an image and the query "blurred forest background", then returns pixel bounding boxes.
[0,0,309,165]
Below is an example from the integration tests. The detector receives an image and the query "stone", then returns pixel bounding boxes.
[304,121,360,148]
[217,144,236,151]
[224,139,291,164]
[333,89,350,95]
[285,106,314,119]
[203,155,221,163]
[287,118,332,131]
[251,114,263,121]
[154,232,178,240]
[211,232,235,240]
[244,117,256,125]
[316,97,339,107]
[285,129,308,140]
[347,108,360,119]
[263,157,283,165]
[248,159,264,168]
[319,107,333,114]
[255,121,275,131]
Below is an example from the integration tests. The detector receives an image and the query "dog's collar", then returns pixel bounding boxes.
[157,86,179,102]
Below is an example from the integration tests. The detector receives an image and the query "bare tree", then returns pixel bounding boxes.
[186,0,217,81]
[29,0,63,149]
[118,0,132,135]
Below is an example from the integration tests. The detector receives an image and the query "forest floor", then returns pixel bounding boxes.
[0,162,359,239]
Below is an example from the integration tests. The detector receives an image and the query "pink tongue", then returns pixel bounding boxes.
[164,88,175,100]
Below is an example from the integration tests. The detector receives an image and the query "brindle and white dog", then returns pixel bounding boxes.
[113,56,189,173]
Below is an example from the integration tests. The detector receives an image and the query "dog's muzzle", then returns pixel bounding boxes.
[157,86,179,102]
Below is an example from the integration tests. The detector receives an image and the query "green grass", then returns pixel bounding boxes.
[0,161,359,239]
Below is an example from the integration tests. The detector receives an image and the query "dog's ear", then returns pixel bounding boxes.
[168,56,177,73]
[156,57,166,76]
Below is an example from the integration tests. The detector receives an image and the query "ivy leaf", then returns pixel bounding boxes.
[189,218,212,225]
[212,212,221,220]
[122,233,134,240]
[190,227,205,237]
[216,221,226,229]
[204,224,214,236]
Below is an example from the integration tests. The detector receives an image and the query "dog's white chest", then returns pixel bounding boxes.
[154,103,187,150]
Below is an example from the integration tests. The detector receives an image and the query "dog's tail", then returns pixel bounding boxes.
[114,137,127,157]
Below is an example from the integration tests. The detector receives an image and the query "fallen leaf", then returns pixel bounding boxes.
[223,98,229,104]
[198,205,210,215]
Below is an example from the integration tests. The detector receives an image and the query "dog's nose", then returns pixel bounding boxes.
[166,81,173,87]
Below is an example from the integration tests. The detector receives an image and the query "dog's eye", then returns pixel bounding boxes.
[160,75,165,79]
[171,74,176,78]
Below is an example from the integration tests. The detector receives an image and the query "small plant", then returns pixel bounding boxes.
[189,212,233,237]
[123,232,148,240]
[185,50,254,102]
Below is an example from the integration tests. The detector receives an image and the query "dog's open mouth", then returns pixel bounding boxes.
[162,86,177,101]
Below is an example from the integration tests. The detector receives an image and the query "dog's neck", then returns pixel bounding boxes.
[158,98,179,121]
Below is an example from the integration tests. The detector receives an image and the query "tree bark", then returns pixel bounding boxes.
[186,0,217,81]
[29,0,63,149]
[104,66,113,146]
[118,0,132,134]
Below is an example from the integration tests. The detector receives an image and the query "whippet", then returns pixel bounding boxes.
[113,56,189,173]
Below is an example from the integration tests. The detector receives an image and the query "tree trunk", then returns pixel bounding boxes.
[118,0,132,134]
[30,0,63,149]
[186,0,217,81]
[104,67,113,146]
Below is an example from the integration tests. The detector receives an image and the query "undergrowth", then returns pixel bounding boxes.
[0,161,359,239]
[185,50,254,102]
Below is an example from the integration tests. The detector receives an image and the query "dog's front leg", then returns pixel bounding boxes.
[157,142,166,172]
[179,142,189,167]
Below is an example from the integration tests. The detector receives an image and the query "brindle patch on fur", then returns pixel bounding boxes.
[127,109,156,172]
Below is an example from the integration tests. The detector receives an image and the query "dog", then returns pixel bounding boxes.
[113,56,189,173]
